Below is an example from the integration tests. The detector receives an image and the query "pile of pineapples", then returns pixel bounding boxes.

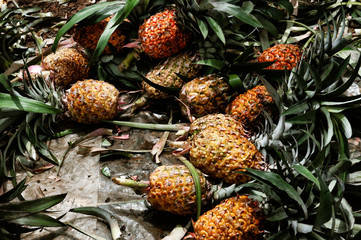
[1,0,361,239]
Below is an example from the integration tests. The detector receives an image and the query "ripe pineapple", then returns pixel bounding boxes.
[189,113,246,138]
[112,164,212,216]
[193,195,263,240]
[72,16,127,55]
[147,165,212,215]
[63,79,120,124]
[138,8,191,59]
[189,122,265,184]
[226,85,274,126]
[142,51,201,99]
[42,48,89,88]
[257,44,302,70]
[179,74,232,118]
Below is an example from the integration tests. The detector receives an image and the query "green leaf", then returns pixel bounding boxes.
[266,207,288,221]
[209,1,263,28]
[332,113,352,139]
[0,193,66,213]
[321,55,361,98]
[205,16,225,44]
[0,178,27,203]
[227,74,243,91]
[305,62,322,92]
[274,0,294,14]
[320,107,334,146]
[0,93,62,114]
[197,18,208,39]
[91,0,140,62]
[52,1,126,51]
[10,213,65,227]
[70,206,121,240]
[292,165,320,190]
[282,101,309,115]
[286,110,316,124]
[254,13,278,37]
[314,173,333,227]
[178,156,202,219]
[195,59,225,70]
[246,169,308,218]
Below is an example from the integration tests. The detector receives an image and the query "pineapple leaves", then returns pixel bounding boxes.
[205,17,225,44]
[91,0,141,63]
[0,178,27,204]
[292,165,320,190]
[0,193,66,213]
[52,1,127,51]
[9,213,66,227]
[178,156,202,219]
[208,0,263,28]
[196,19,208,39]
[0,93,62,114]
[245,168,308,218]
[69,207,122,240]
[314,173,333,227]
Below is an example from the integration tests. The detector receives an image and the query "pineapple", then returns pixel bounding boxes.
[42,48,90,88]
[226,85,274,126]
[189,113,246,138]
[178,74,232,119]
[138,8,191,59]
[72,16,127,55]
[189,122,265,184]
[142,50,201,99]
[112,164,212,216]
[63,79,120,124]
[193,195,263,240]
[257,44,302,70]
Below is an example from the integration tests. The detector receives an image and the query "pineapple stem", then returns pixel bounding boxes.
[112,177,149,190]
[103,120,190,132]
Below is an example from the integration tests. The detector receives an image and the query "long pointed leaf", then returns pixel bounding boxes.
[246,169,308,218]
[0,93,62,114]
[205,16,225,44]
[10,213,66,227]
[0,193,66,213]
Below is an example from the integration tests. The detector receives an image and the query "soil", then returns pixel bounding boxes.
[9,0,99,18]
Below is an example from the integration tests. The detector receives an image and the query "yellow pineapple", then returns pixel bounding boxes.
[257,44,302,70]
[226,85,274,126]
[42,48,89,88]
[63,79,120,124]
[193,195,263,240]
[179,74,232,118]
[189,123,265,184]
[72,16,127,55]
[112,164,212,216]
[142,50,201,99]
[138,8,191,59]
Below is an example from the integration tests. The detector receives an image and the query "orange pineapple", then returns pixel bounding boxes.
[226,85,274,126]
[257,44,302,70]
[193,195,263,240]
[72,17,127,55]
[138,8,191,59]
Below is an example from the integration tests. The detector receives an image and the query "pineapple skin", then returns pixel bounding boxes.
[42,48,89,88]
[147,165,212,216]
[189,114,245,138]
[72,17,126,55]
[142,51,201,99]
[138,8,190,59]
[179,74,232,118]
[189,122,265,184]
[257,44,302,70]
[64,79,119,124]
[194,195,262,240]
[226,85,274,126]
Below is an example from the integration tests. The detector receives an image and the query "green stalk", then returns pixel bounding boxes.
[103,120,189,132]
